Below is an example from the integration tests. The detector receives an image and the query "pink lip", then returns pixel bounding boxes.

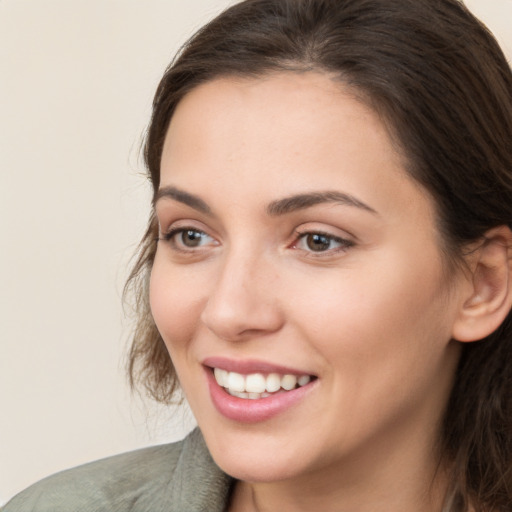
[202,360,317,423]
[202,356,314,376]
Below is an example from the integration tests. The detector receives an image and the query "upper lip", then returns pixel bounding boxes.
[202,356,315,376]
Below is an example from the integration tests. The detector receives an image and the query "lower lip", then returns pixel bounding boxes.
[205,368,316,423]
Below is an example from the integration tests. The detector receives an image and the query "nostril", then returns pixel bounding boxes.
[200,296,284,342]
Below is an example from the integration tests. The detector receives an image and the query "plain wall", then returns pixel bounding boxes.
[1,0,511,504]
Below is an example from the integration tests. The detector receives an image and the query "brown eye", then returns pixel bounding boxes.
[161,227,216,249]
[294,231,353,254]
[180,229,205,247]
[306,233,332,252]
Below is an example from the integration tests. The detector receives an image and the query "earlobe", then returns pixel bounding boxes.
[452,226,512,343]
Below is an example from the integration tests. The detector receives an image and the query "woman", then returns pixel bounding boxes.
[4,0,512,510]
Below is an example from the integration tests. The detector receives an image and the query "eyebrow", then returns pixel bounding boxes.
[155,186,377,217]
[267,191,378,216]
[155,186,211,215]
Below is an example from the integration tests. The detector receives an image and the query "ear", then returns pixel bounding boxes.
[452,225,512,343]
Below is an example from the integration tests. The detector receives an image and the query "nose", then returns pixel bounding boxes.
[200,251,284,342]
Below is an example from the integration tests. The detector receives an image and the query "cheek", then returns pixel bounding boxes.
[288,248,454,377]
[149,256,207,353]
[287,253,458,439]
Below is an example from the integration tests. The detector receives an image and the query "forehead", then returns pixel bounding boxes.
[161,72,422,207]
[164,73,399,173]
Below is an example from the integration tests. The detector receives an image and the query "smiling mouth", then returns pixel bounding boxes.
[212,368,316,400]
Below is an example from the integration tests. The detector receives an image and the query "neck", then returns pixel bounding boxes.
[228,420,451,512]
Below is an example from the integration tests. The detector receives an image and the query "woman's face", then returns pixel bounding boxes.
[150,72,465,485]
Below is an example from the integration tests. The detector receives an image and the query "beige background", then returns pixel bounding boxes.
[1,0,511,504]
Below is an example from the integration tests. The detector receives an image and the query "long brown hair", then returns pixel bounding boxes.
[126,1,512,509]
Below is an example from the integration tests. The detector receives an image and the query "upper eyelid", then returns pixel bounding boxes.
[295,228,346,238]
[154,202,214,227]
[162,226,211,240]
[294,230,354,245]
[161,227,218,253]
[294,224,357,241]
[158,218,213,235]
[158,219,355,246]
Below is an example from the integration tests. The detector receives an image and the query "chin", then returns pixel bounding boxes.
[200,423,311,483]
[213,450,302,483]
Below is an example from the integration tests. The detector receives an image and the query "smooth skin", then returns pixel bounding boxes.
[150,72,512,512]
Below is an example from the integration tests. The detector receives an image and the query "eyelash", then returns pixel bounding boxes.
[292,230,354,255]
[158,227,354,256]
[159,226,216,251]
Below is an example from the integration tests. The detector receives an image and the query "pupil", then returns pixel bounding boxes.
[182,230,202,247]
[307,234,330,251]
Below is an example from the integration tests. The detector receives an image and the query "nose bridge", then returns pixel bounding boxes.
[200,244,282,340]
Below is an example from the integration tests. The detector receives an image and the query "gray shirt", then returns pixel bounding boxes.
[3,428,233,512]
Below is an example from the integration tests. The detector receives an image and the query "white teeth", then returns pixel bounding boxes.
[298,375,311,386]
[228,390,249,399]
[213,369,313,398]
[246,373,266,393]
[281,374,297,390]
[214,368,229,387]
[227,372,245,392]
[266,373,281,393]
